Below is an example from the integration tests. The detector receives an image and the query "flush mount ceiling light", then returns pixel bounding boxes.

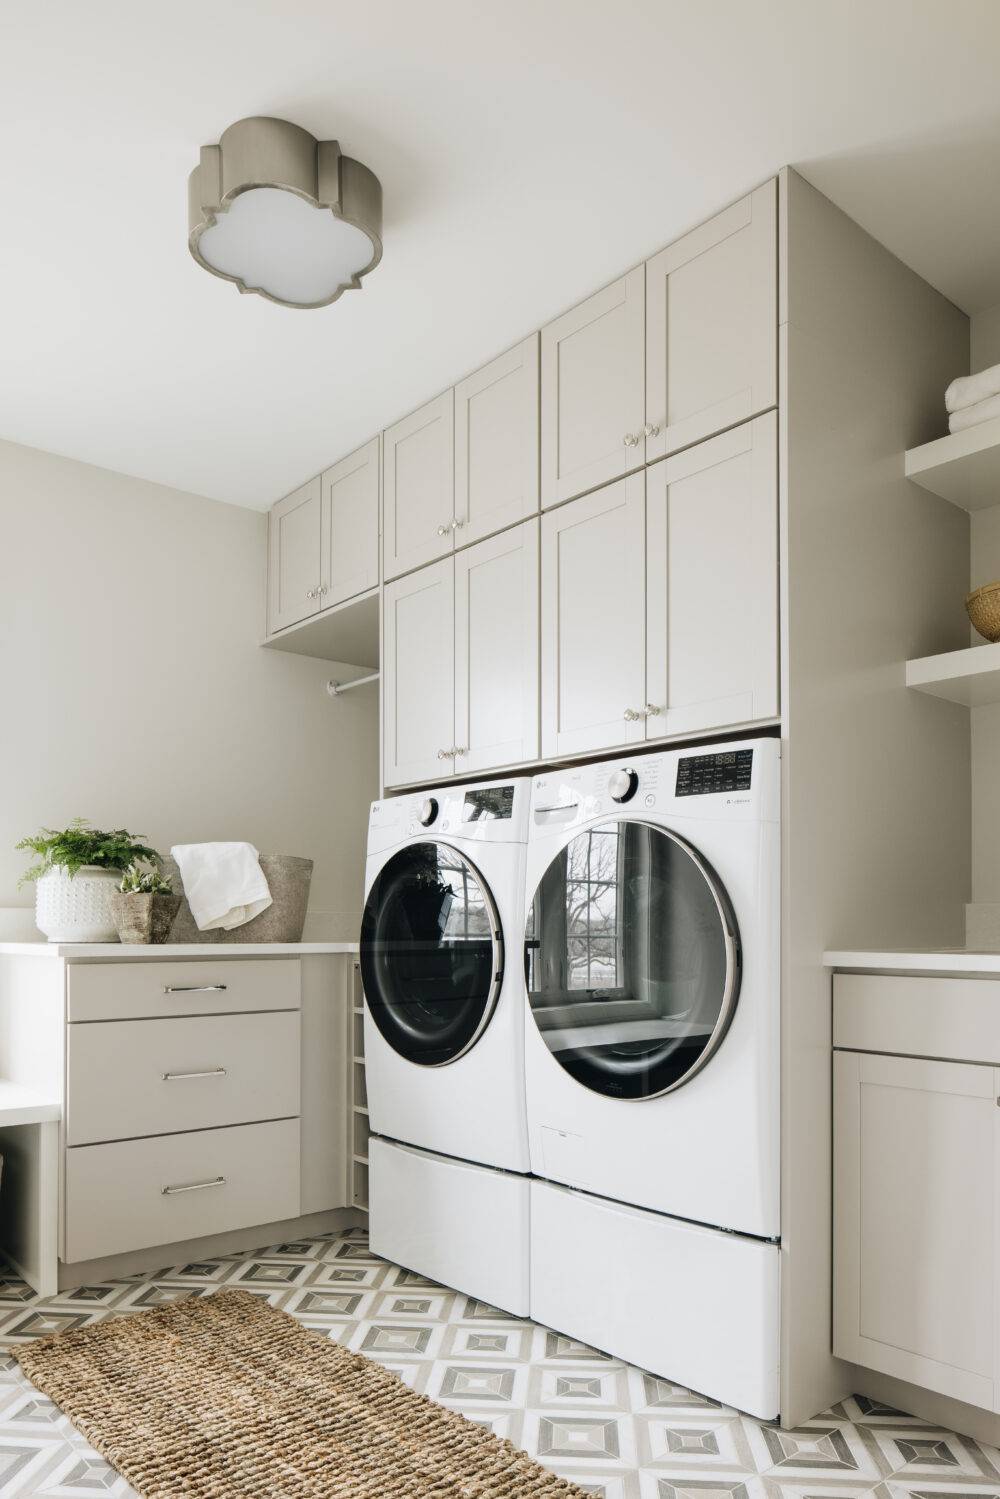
[188,116,382,310]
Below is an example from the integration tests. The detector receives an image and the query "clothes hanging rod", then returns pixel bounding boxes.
[326,672,380,697]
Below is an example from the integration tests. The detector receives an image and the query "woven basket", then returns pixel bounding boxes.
[162,854,313,943]
[966,581,1000,642]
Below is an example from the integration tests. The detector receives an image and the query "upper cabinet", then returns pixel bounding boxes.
[645,412,778,738]
[455,336,539,545]
[383,557,456,788]
[541,269,646,510]
[383,392,455,580]
[540,474,648,759]
[322,437,380,609]
[267,477,323,634]
[645,180,777,463]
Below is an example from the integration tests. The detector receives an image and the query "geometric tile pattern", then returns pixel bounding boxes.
[0,1228,998,1498]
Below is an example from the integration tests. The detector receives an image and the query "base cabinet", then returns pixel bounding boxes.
[834,980,1000,1413]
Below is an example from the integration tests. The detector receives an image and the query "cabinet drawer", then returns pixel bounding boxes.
[68,959,301,1022]
[64,1118,300,1263]
[833,972,1000,1064]
[67,1011,301,1146]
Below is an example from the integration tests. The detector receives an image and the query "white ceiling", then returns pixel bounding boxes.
[3,0,1000,510]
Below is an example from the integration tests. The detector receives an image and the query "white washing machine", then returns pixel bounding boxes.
[523,739,781,1417]
[360,777,531,1314]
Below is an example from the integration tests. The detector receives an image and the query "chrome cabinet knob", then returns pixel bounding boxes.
[623,706,643,721]
[453,746,467,756]
[437,524,450,537]
[642,703,663,718]
[318,583,328,595]
[623,432,639,448]
[306,588,316,599]
[450,518,465,530]
[642,424,660,439]
[437,748,450,760]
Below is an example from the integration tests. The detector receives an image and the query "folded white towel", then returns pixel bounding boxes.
[170,842,272,932]
[946,362,1000,413]
[948,392,1000,434]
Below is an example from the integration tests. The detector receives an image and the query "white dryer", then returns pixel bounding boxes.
[523,739,781,1417]
[360,777,531,1314]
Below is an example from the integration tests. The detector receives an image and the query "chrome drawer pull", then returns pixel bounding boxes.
[162,984,228,994]
[161,1067,227,1082]
[162,1175,226,1196]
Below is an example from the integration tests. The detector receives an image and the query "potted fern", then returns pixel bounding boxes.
[16,820,161,942]
[112,864,181,944]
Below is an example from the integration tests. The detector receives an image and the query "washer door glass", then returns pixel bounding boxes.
[361,842,503,1066]
[525,820,740,1099]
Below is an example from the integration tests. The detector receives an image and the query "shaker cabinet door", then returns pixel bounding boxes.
[383,557,455,788]
[645,179,776,463]
[267,477,323,634]
[834,1050,1000,1412]
[383,392,455,581]
[321,437,380,608]
[454,521,539,775]
[540,474,647,759]
[645,412,778,740]
[455,336,539,546]
[541,269,645,510]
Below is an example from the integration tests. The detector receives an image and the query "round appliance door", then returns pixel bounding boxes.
[361,841,504,1066]
[525,819,740,1099]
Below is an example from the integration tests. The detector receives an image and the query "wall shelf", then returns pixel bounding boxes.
[906,641,1000,706]
[261,588,379,668]
[905,418,1000,512]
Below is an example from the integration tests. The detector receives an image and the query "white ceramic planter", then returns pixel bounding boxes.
[35,866,121,942]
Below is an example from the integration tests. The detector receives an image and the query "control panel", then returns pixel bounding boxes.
[675,748,753,797]
[462,785,516,822]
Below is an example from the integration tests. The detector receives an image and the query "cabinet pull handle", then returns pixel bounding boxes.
[450,518,465,531]
[437,748,455,760]
[642,424,660,439]
[161,1067,227,1082]
[162,1176,226,1196]
[642,703,663,718]
[305,588,315,599]
[623,432,639,448]
[453,746,467,756]
[318,583,328,596]
[623,707,643,721]
[437,524,450,537]
[162,984,228,995]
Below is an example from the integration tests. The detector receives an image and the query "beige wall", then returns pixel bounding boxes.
[968,305,1000,917]
[0,439,377,940]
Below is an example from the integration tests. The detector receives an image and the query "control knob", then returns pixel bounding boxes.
[416,797,439,826]
[608,768,639,803]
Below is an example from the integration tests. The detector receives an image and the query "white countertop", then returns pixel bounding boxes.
[0,941,359,959]
[826,949,1000,975]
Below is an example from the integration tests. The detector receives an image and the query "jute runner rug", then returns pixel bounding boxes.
[16,1288,592,1499]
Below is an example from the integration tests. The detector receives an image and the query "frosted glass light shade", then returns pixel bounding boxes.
[188,116,382,310]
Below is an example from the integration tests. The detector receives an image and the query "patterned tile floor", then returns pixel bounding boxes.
[0,1226,998,1498]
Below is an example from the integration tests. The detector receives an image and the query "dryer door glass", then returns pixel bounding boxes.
[361,841,503,1066]
[525,820,740,1098]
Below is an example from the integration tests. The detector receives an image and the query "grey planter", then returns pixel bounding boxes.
[112,891,183,945]
[162,854,313,944]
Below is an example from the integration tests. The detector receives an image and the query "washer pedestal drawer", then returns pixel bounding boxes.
[530,1178,780,1420]
[369,1137,529,1316]
[64,1118,300,1263]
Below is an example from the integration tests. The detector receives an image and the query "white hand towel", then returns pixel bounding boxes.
[946,362,1000,413]
[170,842,272,932]
[948,392,1000,434]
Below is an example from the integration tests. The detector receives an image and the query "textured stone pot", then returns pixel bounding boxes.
[35,866,121,942]
[112,891,183,945]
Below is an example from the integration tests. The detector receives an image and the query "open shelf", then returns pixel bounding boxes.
[905,417,1000,512]
[906,641,1000,706]
[261,587,379,668]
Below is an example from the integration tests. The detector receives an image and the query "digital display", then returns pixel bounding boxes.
[676,748,753,797]
[463,785,516,821]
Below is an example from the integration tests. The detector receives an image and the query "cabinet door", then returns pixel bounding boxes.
[541,269,645,510]
[321,437,380,608]
[834,1050,999,1412]
[455,335,539,546]
[645,179,776,463]
[645,413,777,740]
[455,521,539,774]
[266,477,322,634]
[383,392,455,581]
[383,557,455,788]
[540,475,646,759]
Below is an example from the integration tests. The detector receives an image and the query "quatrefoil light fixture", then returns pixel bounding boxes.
[188,116,382,309]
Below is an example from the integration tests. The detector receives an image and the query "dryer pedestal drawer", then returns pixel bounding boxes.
[67,1010,301,1145]
[530,1179,780,1420]
[67,958,301,1022]
[369,1137,529,1316]
[64,1118,300,1263]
